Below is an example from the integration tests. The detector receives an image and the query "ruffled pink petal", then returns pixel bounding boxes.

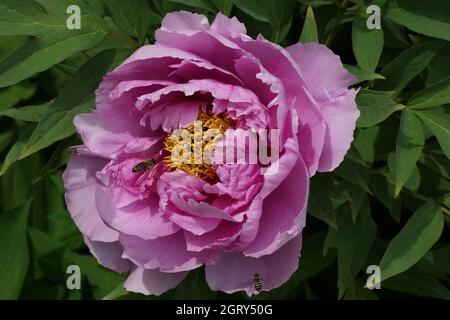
[120,231,218,272]
[84,236,130,273]
[160,11,210,34]
[184,221,242,252]
[205,236,302,296]
[243,154,308,258]
[96,189,180,240]
[63,154,118,242]
[232,34,327,176]
[235,137,299,247]
[210,12,246,38]
[286,43,356,102]
[124,267,188,296]
[286,43,359,171]
[316,90,359,171]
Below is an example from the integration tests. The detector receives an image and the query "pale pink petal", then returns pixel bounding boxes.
[286,43,359,171]
[205,236,302,296]
[160,11,210,34]
[96,189,180,240]
[211,13,246,38]
[84,236,130,273]
[124,267,188,296]
[120,232,218,272]
[63,154,118,242]
[243,154,308,257]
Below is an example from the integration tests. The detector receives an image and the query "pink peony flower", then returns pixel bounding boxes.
[63,11,359,296]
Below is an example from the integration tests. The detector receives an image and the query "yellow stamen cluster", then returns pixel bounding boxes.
[163,110,235,181]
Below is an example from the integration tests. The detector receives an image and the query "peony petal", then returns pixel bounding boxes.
[124,267,188,296]
[120,231,218,272]
[316,90,359,171]
[210,12,246,38]
[205,236,302,296]
[84,236,130,273]
[243,154,308,257]
[160,11,210,34]
[286,43,356,102]
[63,154,118,242]
[232,34,327,176]
[96,189,180,240]
[286,43,359,172]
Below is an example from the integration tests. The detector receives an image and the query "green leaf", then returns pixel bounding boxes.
[382,264,450,299]
[382,0,450,42]
[0,129,14,153]
[308,175,339,228]
[298,0,335,6]
[0,201,31,299]
[346,184,366,223]
[334,158,372,195]
[343,279,378,300]
[0,101,49,122]
[0,83,36,111]
[375,40,444,98]
[233,0,272,23]
[408,76,450,109]
[31,136,77,184]
[414,109,450,159]
[370,175,402,223]
[299,6,318,43]
[352,7,383,73]
[166,0,216,13]
[0,125,33,176]
[326,201,376,298]
[308,192,337,229]
[394,109,424,197]
[356,89,402,128]
[233,0,295,38]
[379,201,444,282]
[64,252,125,299]
[344,64,385,85]
[104,0,154,44]
[0,0,60,36]
[19,49,125,160]
[0,27,106,88]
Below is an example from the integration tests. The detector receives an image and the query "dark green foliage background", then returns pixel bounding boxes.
[0,0,449,300]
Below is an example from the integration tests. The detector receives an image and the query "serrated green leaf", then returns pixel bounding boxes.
[394,109,424,196]
[379,201,444,282]
[0,201,31,299]
[352,7,383,73]
[356,89,402,128]
[299,6,318,43]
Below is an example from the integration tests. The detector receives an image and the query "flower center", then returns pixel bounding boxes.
[163,110,235,181]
